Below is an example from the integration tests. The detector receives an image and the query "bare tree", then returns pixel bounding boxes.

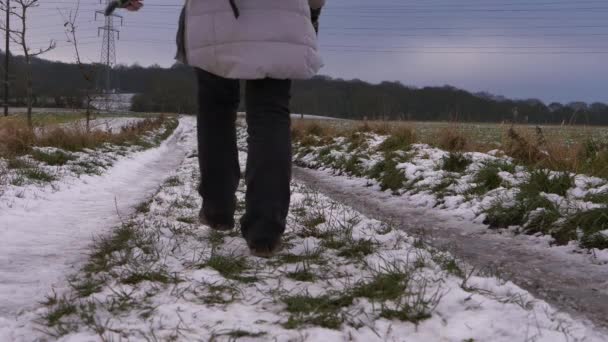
[2,0,55,127]
[60,2,96,132]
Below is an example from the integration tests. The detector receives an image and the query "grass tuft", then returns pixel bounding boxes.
[378,127,415,153]
[441,153,471,173]
[31,149,76,166]
[520,169,573,197]
[282,293,353,330]
[202,254,257,283]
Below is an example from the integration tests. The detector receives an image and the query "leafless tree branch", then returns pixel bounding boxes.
[59,1,96,132]
[11,0,55,127]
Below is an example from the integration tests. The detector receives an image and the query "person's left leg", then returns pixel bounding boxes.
[195,68,241,229]
[241,78,292,256]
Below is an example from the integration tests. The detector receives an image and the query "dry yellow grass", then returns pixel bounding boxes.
[291,118,608,178]
[0,115,171,157]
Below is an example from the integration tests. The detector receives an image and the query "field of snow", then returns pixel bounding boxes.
[4,145,604,341]
[0,117,606,341]
[291,129,608,265]
[68,117,146,133]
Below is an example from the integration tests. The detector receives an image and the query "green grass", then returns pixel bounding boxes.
[301,213,326,230]
[377,129,415,153]
[21,167,56,183]
[201,254,257,283]
[70,277,105,298]
[121,270,179,285]
[432,178,455,199]
[336,238,377,259]
[339,154,365,177]
[584,191,608,204]
[31,149,76,166]
[198,284,239,305]
[282,261,436,330]
[276,249,326,266]
[177,216,197,224]
[441,153,471,173]
[83,223,153,275]
[484,192,557,233]
[134,200,152,214]
[218,330,267,339]
[164,176,182,187]
[282,293,354,330]
[44,299,77,327]
[379,305,432,324]
[470,163,503,194]
[431,253,465,278]
[287,268,317,282]
[524,207,561,236]
[5,157,56,183]
[351,272,410,302]
[7,158,33,169]
[346,132,369,152]
[520,169,573,197]
[558,208,608,248]
[368,155,408,193]
[484,168,570,237]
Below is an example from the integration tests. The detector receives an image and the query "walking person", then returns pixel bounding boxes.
[126,0,325,257]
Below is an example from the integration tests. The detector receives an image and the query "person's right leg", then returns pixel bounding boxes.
[196,68,241,229]
[241,78,292,256]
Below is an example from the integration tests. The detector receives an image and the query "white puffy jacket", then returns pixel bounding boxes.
[184,0,325,80]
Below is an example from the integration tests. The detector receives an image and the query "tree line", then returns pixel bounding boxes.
[3,53,608,125]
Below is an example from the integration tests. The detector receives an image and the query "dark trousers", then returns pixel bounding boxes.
[196,68,292,241]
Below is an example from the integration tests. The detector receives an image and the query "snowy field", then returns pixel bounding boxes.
[0,117,185,313]
[292,130,608,264]
[0,117,606,340]
[67,117,146,133]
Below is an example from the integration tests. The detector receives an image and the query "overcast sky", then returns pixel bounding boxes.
[13,0,608,104]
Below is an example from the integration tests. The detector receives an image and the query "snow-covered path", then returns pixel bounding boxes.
[0,116,195,317]
[293,166,608,331]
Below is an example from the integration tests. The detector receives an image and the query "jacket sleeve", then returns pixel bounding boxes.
[309,0,325,10]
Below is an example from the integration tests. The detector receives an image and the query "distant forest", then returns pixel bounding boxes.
[4,53,608,125]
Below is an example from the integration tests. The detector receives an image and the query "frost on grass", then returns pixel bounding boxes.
[35,152,600,341]
[289,126,608,258]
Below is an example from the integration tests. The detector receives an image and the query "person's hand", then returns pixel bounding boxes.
[125,0,143,12]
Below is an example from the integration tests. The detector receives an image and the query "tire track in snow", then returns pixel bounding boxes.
[0,116,196,317]
[294,166,608,331]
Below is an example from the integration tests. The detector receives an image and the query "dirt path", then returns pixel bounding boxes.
[294,166,608,330]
